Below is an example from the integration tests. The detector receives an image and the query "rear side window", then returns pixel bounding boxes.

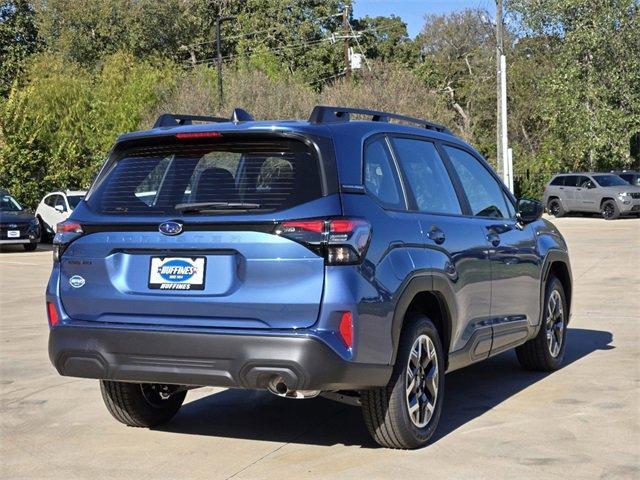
[444,146,512,219]
[550,176,565,186]
[88,138,321,214]
[391,137,461,215]
[363,138,404,209]
[563,175,579,187]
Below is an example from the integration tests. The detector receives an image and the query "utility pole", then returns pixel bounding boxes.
[496,0,509,186]
[343,5,351,80]
[215,14,223,108]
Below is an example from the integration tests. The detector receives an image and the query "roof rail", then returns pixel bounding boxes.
[153,108,254,128]
[308,105,452,134]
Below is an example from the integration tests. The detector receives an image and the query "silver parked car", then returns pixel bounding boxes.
[543,173,640,219]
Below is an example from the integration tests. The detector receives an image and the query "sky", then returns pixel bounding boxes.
[353,0,497,38]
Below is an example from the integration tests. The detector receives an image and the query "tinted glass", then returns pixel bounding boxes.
[592,174,628,187]
[88,139,321,215]
[444,146,511,218]
[578,176,593,188]
[563,175,579,187]
[44,195,56,207]
[364,138,403,209]
[550,176,565,186]
[55,196,67,210]
[66,195,84,208]
[0,194,22,212]
[391,138,461,214]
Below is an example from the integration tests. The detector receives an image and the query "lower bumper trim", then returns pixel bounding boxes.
[49,326,392,391]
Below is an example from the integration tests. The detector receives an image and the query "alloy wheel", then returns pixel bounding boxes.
[602,203,615,219]
[549,201,560,216]
[405,334,439,428]
[546,290,564,357]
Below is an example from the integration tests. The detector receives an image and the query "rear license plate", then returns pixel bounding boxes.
[7,230,20,238]
[149,257,206,290]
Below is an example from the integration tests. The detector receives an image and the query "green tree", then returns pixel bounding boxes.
[0,52,177,206]
[509,0,640,171]
[0,0,40,96]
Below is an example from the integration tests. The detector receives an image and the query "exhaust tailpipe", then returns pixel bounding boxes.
[267,375,320,399]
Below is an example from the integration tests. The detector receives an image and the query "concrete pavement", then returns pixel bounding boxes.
[0,216,638,479]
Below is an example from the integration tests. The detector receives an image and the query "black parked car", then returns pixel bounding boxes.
[0,188,40,251]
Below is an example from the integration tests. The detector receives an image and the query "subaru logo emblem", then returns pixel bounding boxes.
[69,275,85,288]
[159,221,183,236]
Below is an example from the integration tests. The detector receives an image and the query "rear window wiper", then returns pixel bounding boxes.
[174,201,262,213]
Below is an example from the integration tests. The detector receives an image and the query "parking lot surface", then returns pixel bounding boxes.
[1,216,639,479]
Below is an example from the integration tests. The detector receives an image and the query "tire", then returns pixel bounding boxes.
[100,380,186,428]
[516,276,568,371]
[37,217,52,242]
[601,200,620,220]
[547,198,565,217]
[361,315,445,449]
[23,243,37,252]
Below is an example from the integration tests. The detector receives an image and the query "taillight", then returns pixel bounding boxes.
[274,218,371,265]
[53,220,84,261]
[46,302,59,327]
[56,220,83,234]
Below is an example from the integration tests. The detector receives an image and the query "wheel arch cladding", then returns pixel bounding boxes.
[548,261,572,317]
[600,197,614,206]
[390,276,453,370]
[405,291,451,369]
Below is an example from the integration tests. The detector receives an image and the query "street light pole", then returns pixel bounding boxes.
[215,15,223,108]
[496,0,509,187]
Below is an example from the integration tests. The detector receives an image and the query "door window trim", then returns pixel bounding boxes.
[361,133,408,211]
[386,133,467,216]
[437,140,518,221]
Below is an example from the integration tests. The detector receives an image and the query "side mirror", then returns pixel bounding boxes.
[516,198,544,225]
[587,182,596,189]
[55,204,65,213]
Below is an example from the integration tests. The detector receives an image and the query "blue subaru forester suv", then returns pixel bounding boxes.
[47,106,572,449]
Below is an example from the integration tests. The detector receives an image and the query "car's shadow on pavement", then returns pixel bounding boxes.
[157,327,613,448]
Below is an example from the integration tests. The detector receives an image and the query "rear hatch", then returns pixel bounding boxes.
[58,132,339,330]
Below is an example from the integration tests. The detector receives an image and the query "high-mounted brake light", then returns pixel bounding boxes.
[339,312,354,348]
[46,302,59,327]
[175,132,223,140]
[274,218,371,265]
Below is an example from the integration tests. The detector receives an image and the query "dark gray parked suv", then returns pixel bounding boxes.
[544,173,640,219]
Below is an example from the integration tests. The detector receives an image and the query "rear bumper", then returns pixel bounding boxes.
[49,326,392,391]
[0,239,33,244]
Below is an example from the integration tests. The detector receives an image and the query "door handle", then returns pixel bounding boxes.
[486,232,501,247]
[427,227,446,245]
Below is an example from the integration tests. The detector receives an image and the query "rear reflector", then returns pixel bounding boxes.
[339,312,353,348]
[47,302,59,327]
[175,132,223,139]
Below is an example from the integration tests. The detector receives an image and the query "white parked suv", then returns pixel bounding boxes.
[35,190,86,239]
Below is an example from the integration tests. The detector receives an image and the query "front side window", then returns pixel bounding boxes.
[391,137,461,215]
[444,145,512,219]
[363,138,403,209]
[88,138,321,215]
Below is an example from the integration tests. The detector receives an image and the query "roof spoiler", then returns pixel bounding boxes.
[153,108,254,128]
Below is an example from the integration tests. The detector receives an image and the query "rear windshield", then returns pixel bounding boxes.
[88,138,322,215]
